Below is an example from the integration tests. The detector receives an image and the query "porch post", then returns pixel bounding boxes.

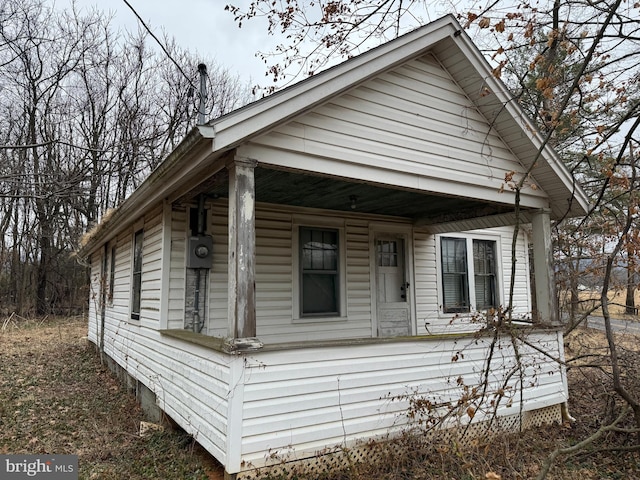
[226,156,261,350]
[531,209,558,325]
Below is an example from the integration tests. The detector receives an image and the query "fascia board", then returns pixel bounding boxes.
[452,30,590,217]
[78,129,211,258]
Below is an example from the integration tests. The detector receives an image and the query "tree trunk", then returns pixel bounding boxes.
[625,254,636,315]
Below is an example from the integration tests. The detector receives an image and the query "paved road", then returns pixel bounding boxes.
[584,316,640,335]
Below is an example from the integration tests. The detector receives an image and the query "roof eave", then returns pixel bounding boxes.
[78,127,212,258]
[209,15,460,152]
[435,29,590,219]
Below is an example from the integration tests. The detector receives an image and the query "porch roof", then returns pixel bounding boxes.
[78,14,589,258]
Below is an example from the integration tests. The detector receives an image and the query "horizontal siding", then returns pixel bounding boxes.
[141,208,163,322]
[254,210,294,338]
[108,232,132,325]
[238,330,565,468]
[208,205,229,337]
[168,208,187,329]
[99,320,231,465]
[198,204,378,343]
[251,53,548,207]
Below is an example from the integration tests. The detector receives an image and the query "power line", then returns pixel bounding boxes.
[121,0,198,92]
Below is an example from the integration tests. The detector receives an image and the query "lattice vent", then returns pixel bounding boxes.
[237,404,562,480]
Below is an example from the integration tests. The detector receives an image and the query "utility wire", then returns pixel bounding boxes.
[121,0,198,92]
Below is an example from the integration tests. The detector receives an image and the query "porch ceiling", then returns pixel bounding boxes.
[178,166,518,225]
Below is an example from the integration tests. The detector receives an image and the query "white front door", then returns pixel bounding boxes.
[376,238,411,337]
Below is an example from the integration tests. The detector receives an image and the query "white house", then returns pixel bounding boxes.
[78,15,589,479]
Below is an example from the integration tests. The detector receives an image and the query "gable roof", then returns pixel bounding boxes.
[79,14,589,257]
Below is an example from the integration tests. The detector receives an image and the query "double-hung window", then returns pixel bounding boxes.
[300,227,339,317]
[473,239,497,310]
[109,245,116,304]
[440,236,498,313]
[131,229,143,320]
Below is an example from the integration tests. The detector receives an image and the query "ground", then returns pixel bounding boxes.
[0,315,639,479]
[0,315,224,480]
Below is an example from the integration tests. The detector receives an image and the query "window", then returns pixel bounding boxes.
[441,237,469,313]
[300,227,339,316]
[440,236,498,313]
[473,240,497,310]
[131,230,143,320]
[377,240,399,267]
[109,245,116,303]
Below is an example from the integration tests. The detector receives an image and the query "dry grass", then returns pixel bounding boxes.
[0,315,223,480]
[560,288,640,319]
[1,316,639,479]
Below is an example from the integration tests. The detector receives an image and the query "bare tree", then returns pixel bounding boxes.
[0,0,254,314]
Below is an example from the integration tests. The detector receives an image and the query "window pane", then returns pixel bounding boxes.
[441,237,469,313]
[302,273,338,315]
[131,230,143,319]
[443,273,468,311]
[475,276,495,309]
[302,228,337,271]
[442,237,467,273]
[377,240,398,267]
[473,240,497,309]
[300,227,339,316]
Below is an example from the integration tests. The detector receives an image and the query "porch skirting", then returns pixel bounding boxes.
[236,403,562,480]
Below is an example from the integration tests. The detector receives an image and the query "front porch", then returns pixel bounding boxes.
[169,158,559,347]
[156,326,567,476]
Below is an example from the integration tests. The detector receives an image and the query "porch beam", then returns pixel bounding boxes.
[420,211,533,234]
[227,156,259,343]
[531,209,558,325]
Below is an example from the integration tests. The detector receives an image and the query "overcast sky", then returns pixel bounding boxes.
[58,0,272,82]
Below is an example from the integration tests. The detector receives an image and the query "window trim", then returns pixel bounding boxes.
[130,228,144,321]
[108,244,116,305]
[436,233,502,315]
[292,220,347,322]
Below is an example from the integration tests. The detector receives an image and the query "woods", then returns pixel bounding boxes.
[0,0,252,315]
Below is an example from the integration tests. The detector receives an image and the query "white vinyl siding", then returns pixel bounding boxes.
[108,232,132,327]
[245,54,548,210]
[208,204,230,337]
[171,204,377,343]
[139,206,163,324]
[254,209,372,343]
[236,330,565,471]
[101,322,231,464]
[167,207,187,329]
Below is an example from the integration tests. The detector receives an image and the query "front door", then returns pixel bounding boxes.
[375,238,411,337]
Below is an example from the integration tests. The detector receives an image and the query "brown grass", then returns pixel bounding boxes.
[1,316,639,479]
[560,288,640,319]
[0,315,223,480]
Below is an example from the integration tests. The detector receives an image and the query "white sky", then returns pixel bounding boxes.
[58,0,272,82]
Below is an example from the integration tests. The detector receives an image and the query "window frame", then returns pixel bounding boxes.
[292,219,347,322]
[108,244,116,305]
[473,239,498,311]
[130,228,144,321]
[436,234,501,315]
[440,236,470,313]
